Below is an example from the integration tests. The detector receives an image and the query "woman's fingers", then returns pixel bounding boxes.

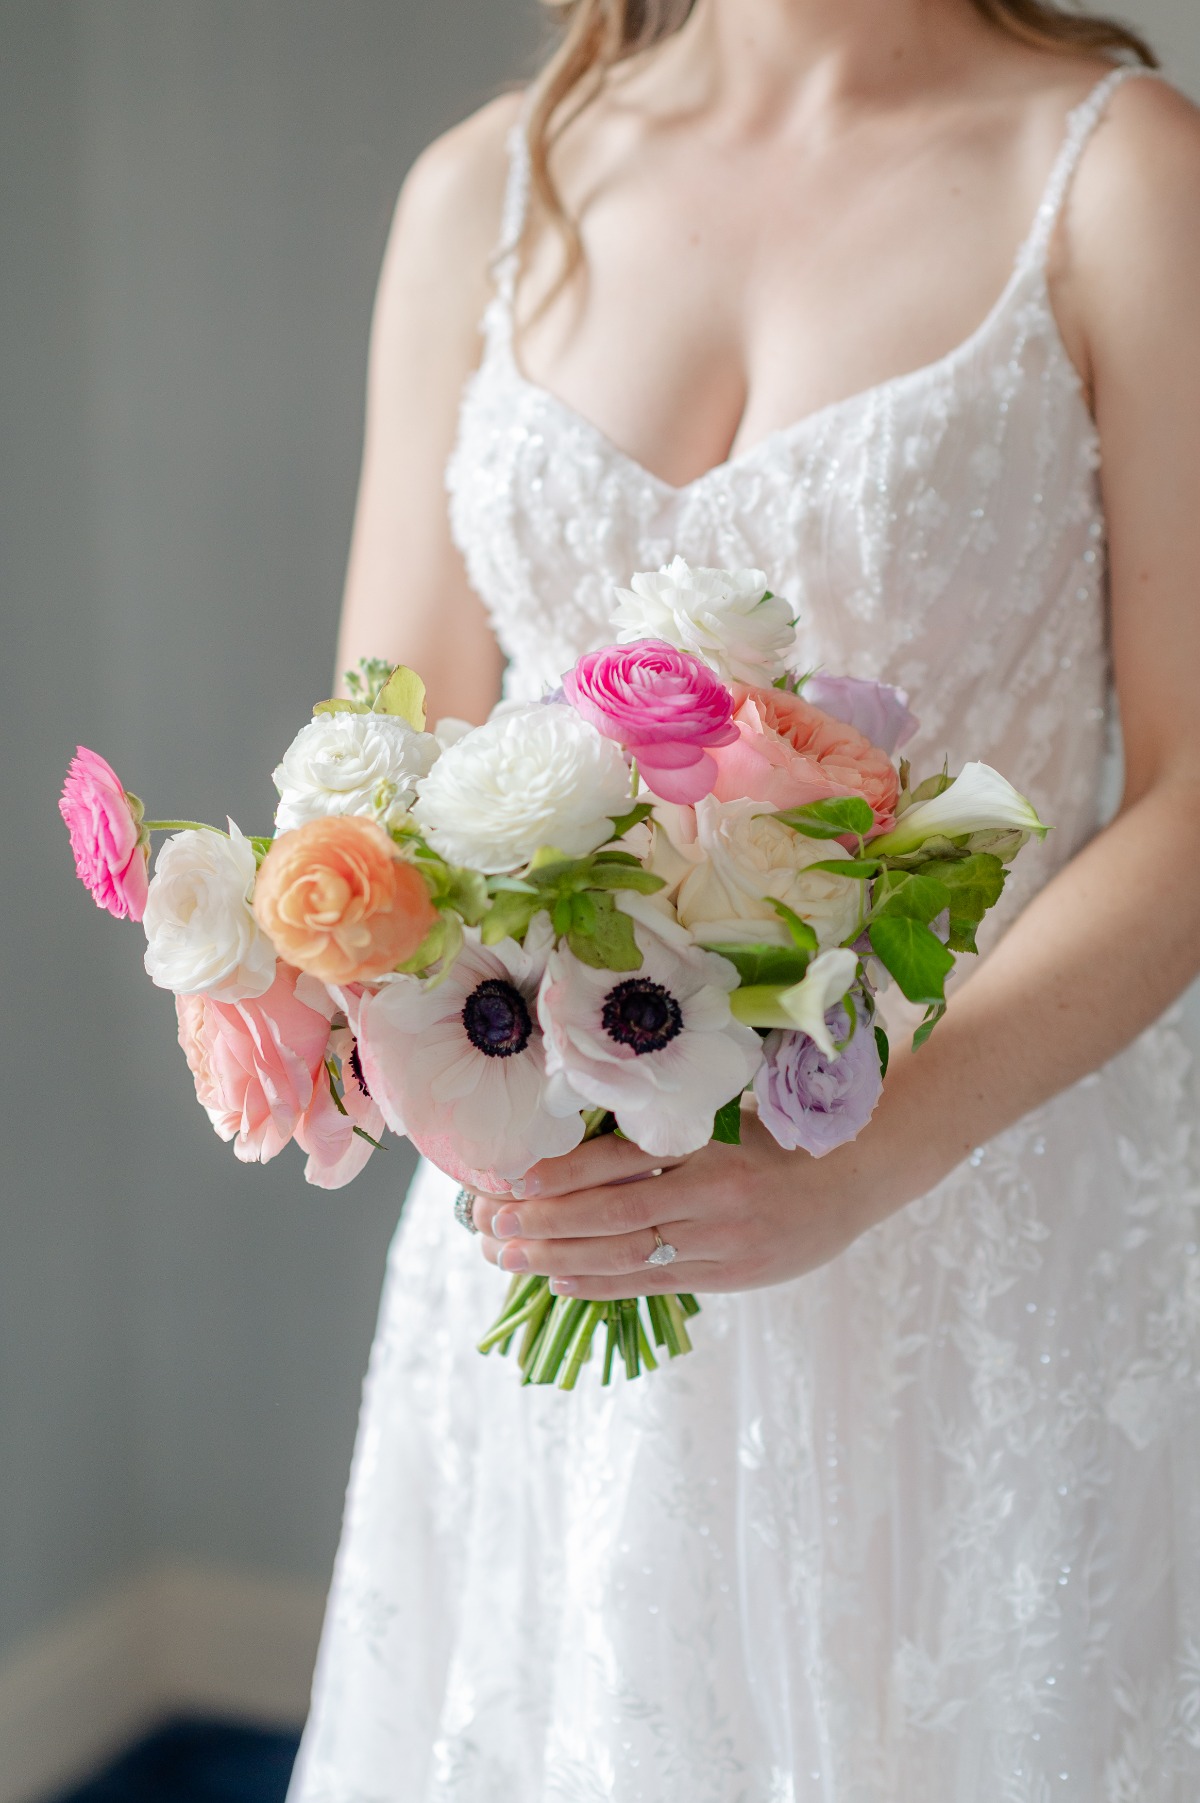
[479,1164,688,1242]
[518,1137,684,1200]
[477,1225,717,1290]
[471,1140,689,1238]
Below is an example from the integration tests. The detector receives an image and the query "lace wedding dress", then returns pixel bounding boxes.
[289,66,1200,1802]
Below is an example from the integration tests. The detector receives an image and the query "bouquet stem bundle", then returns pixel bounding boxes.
[479,1275,700,1388]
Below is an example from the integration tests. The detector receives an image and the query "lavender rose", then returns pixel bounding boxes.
[803,674,918,757]
[753,998,883,1157]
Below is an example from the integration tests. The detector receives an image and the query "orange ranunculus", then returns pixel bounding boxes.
[709,684,900,835]
[252,815,437,984]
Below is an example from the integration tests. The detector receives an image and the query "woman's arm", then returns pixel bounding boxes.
[334,95,518,723]
[469,77,1200,1297]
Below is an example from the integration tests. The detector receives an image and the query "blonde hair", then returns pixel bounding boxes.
[524,0,1158,278]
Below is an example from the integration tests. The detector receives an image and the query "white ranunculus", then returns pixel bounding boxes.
[272,710,440,833]
[143,822,276,1001]
[674,797,864,951]
[410,703,633,875]
[612,555,796,686]
[871,762,1047,858]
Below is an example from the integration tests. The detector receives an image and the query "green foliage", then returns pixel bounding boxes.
[871,869,952,925]
[874,1024,891,1080]
[711,1098,744,1144]
[808,857,880,879]
[344,656,396,706]
[867,915,955,1005]
[775,796,875,842]
[607,800,654,840]
[770,899,819,954]
[565,892,642,971]
[372,664,428,730]
[704,942,813,987]
[911,1000,947,1051]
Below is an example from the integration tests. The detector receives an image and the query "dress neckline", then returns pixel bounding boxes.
[482,63,1150,498]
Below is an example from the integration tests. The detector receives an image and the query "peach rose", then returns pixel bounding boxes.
[709,685,900,835]
[252,815,437,985]
[175,962,332,1163]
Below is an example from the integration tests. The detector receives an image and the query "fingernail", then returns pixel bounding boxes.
[494,1209,521,1239]
[498,1246,528,1273]
[549,1278,578,1295]
[512,1174,539,1199]
[509,1180,525,1199]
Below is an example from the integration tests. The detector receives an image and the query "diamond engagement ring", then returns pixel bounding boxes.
[453,1187,479,1235]
[646,1229,677,1268]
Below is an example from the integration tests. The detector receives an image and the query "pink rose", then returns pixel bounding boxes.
[802,674,918,757]
[175,962,333,1163]
[709,685,901,835]
[562,639,737,806]
[59,746,150,921]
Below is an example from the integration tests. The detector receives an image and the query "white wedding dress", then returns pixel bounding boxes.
[289,66,1200,1802]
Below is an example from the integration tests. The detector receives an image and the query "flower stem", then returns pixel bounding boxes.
[141,819,224,835]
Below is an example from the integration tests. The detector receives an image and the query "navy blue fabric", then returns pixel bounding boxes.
[53,1719,300,1803]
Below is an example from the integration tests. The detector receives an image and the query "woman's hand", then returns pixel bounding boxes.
[470,1113,903,1300]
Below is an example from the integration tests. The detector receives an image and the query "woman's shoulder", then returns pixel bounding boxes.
[1067,68,1200,289]
[395,89,526,257]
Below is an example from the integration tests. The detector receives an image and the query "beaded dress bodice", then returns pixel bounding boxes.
[447,72,1140,924]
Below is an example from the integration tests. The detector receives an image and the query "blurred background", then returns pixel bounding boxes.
[1,2,1197,1799]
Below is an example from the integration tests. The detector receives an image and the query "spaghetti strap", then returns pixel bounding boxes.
[1022,63,1160,270]
[481,99,534,353]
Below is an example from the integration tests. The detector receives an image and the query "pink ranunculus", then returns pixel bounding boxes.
[175,962,334,1163]
[709,685,901,835]
[294,1025,386,1189]
[562,639,738,807]
[59,746,150,921]
[802,673,919,757]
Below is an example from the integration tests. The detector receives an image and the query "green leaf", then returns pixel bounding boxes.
[867,915,955,1005]
[312,696,367,717]
[920,853,1006,923]
[874,1025,890,1080]
[904,767,953,808]
[947,918,979,955]
[526,847,587,885]
[775,796,875,840]
[372,664,427,730]
[912,1000,947,1051]
[872,870,952,925]
[770,899,819,954]
[711,1098,743,1144]
[394,916,447,973]
[704,942,812,988]
[565,893,642,971]
[480,888,538,946]
[552,895,574,937]
[607,801,654,840]
[807,857,880,879]
[488,874,539,894]
[569,891,598,935]
[587,864,666,894]
[351,1123,388,1152]
[441,866,489,926]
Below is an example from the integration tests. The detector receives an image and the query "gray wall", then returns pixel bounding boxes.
[1,0,1196,1672]
[1,0,541,1665]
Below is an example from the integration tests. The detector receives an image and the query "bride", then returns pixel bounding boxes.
[288,2,1200,1797]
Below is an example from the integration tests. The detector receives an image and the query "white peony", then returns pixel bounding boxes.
[272,710,440,834]
[612,556,795,686]
[411,703,633,874]
[673,797,864,950]
[143,822,276,1001]
[538,919,764,1157]
[871,762,1048,858]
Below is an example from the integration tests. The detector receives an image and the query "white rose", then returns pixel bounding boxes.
[613,555,795,686]
[675,796,864,951]
[410,703,632,874]
[272,711,440,833]
[143,823,276,1000]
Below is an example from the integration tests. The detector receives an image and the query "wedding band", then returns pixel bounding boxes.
[453,1187,479,1235]
[646,1229,678,1268]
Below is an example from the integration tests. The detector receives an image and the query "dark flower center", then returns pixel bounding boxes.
[462,978,533,1058]
[347,1037,371,1099]
[601,978,683,1056]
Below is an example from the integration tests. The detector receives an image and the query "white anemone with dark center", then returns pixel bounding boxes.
[350,915,586,1182]
[537,919,765,1157]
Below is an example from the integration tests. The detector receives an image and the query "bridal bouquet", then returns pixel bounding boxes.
[61,559,1045,1388]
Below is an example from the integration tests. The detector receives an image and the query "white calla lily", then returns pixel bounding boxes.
[777,949,861,1056]
[870,762,1047,858]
